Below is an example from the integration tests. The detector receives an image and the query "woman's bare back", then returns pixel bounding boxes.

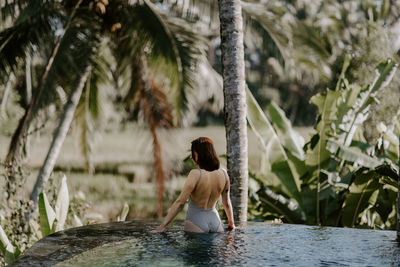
[190,169,227,210]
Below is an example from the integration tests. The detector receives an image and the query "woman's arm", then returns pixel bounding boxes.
[154,170,199,232]
[221,170,235,230]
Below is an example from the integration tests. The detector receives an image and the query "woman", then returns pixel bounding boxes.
[154,137,235,233]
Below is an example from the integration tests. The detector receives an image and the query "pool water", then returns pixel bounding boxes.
[13,221,400,266]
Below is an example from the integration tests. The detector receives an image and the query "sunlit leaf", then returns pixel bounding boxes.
[117,202,130,222]
[326,140,383,168]
[336,59,398,146]
[38,192,56,237]
[305,89,341,166]
[246,87,302,203]
[0,224,17,264]
[266,101,305,160]
[55,175,69,231]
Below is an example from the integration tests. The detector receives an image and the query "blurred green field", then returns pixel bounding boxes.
[0,124,313,222]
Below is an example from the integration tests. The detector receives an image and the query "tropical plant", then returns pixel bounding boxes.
[1,0,220,216]
[1,0,103,201]
[247,58,399,229]
[117,202,130,222]
[0,173,69,265]
[0,171,97,265]
[37,175,70,237]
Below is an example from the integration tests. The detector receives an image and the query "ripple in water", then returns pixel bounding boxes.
[55,222,400,267]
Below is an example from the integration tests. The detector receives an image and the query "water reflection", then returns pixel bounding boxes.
[156,228,248,266]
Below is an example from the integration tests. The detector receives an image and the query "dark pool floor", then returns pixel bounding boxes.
[11,221,400,267]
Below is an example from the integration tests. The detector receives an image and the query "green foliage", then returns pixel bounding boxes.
[0,224,20,265]
[239,0,400,126]
[38,192,56,237]
[246,86,302,203]
[340,168,381,227]
[38,175,70,237]
[266,102,305,160]
[117,202,130,222]
[248,59,399,229]
[0,170,83,264]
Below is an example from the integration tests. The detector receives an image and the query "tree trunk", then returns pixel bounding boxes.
[0,74,14,118]
[30,66,92,204]
[218,0,248,224]
[25,52,32,105]
[24,53,33,161]
[137,51,166,218]
[151,124,164,218]
[397,132,400,242]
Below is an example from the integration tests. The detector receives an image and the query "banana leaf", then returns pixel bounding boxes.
[341,170,380,227]
[383,120,399,162]
[257,185,305,224]
[305,89,341,166]
[246,87,302,204]
[374,187,397,223]
[326,139,383,168]
[266,101,305,160]
[336,59,398,146]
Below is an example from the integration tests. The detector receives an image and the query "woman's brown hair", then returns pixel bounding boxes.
[191,137,220,171]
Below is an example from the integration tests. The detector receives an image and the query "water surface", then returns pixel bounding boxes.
[13,221,400,266]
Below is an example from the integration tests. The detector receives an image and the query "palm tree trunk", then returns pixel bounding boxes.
[137,51,166,218]
[151,124,164,218]
[397,132,400,241]
[30,66,92,204]
[218,0,248,224]
[25,52,32,105]
[24,53,33,161]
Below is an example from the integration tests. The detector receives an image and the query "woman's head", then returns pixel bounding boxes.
[191,137,220,171]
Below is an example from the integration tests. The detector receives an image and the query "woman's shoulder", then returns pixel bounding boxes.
[188,168,201,174]
[188,169,201,179]
[219,167,228,174]
[188,168,226,175]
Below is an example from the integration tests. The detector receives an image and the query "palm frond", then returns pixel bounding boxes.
[116,1,208,124]
[243,14,285,67]
[118,1,181,72]
[5,0,102,165]
[73,43,111,174]
[157,15,207,124]
[0,1,63,77]
[241,1,293,63]
[0,0,30,29]
[75,71,95,175]
[293,21,333,61]
[163,0,219,29]
[180,58,224,126]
